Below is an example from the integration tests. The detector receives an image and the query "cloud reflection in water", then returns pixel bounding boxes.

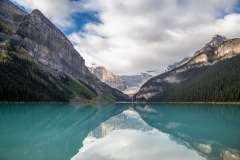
[72,109,205,160]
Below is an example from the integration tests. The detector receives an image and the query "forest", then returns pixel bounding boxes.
[148,55,240,102]
[0,42,97,102]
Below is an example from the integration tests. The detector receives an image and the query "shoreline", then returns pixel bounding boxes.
[117,101,240,105]
[0,101,240,105]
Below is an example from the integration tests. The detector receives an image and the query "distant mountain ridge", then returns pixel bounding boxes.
[194,35,228,55]
[170,35,228,70]
[90,66,152,96]
[134,35,240,102]
[89,66,127,91]
[119,73,152,96]
[0,0,128,102]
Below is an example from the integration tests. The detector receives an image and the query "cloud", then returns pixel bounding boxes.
[11,0,92,28]
[12,0,240,75]
[68,0,240,75]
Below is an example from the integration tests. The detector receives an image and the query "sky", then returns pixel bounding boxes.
[11,0,240,75]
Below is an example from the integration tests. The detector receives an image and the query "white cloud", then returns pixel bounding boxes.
[12,0,240,75]
[69,0,240,75]
[11,0,91,28]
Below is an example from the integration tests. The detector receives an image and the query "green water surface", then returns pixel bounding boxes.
[0,103,239,160]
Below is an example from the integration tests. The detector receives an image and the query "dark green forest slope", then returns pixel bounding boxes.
[0,41,128,102]
[0,44,98,102]
[148,56,240,102]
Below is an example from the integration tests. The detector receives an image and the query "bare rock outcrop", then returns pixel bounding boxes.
[16,9,95,89]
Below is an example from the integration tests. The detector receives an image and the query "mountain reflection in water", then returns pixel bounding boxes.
[72,104,240,160]
[134,104,240,160]
[72,108,204,160]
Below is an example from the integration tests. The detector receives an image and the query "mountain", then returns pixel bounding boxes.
[119,73,152,96]
[194,34,228,56]
[90,66,152,96]
[89,66,127,91]
[168,35,228,71]
[0,0,129,102]
[134,35,240,102]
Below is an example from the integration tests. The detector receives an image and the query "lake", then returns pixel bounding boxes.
[0,103,240,160]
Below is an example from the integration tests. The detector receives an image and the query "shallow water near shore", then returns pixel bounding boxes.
[0,103,240,160]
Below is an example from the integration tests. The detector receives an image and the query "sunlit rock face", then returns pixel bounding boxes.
[216,39,240,58]
[71,109,205,160]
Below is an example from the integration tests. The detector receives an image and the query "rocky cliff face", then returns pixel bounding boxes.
[0,0,27,32]
[0,0,129,102]
[216,39,240,58]
[134,35,240,101]
[17,9,95,89]
[0,0,96,90]
[1,0,92,84]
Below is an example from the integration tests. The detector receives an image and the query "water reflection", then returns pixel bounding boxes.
[1,103,240,160]
[72,108,205,160]
[0,103,129,160]
[134,104,240,160]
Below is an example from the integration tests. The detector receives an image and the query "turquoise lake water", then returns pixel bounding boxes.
[0,103,240,160]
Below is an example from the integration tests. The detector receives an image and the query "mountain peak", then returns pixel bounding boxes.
[31,9,43,16]
[213,34,226,38]
[207,34,228,48]
[193,34,228,57]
